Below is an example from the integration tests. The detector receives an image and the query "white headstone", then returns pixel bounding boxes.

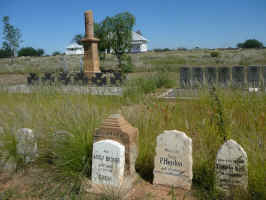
[216,139,248,192]
[15,128,38,163]
[92,140,125,187]
[153,130,193,190]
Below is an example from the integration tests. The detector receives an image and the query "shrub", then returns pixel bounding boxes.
[210,51,220,58]
[52,51,62,56]
[237,39,264,49]
[18,47,45,57]
[0,48,12,58]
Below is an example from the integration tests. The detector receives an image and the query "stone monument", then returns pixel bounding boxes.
[215,139,248,192]
[218,67,230,87]
[15,128,38,163]
[191,67,203,87]
[81,10,101,79]
[232,66,245,87]
[92,140,125,187]
[93,114,138,186]
[153,130,193,190]
[180,67,191,88]
[205,67,217,86]
[247,66,259,87]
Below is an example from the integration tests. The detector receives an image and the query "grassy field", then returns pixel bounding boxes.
[0,49,265,199]
[0,85,265,199]
[0,49,266,75]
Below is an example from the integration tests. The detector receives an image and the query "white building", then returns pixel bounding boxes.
[65,31,148,55]
[65,43,84,55]
[130,31,149,53]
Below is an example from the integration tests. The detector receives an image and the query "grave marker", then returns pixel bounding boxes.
[153,130,193,190]
[205,67,217,86]
[93,114,138,185]
[191,67,203,87]
[92,140,125,187]
[247,66,259,87]
[15,128,38,163]
[216,139,248,192]
[180,67,191,88]
[232,66,245,87]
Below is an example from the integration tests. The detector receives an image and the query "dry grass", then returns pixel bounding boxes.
[0,49,266,74]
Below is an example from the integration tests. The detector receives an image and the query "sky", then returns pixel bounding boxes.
[0,0,266,54]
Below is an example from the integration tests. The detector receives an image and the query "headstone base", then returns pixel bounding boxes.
[82,174,139,196]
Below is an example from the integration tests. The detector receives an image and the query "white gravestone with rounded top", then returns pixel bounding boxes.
[92,139,125,187]
[216,139,248,192]
[153,130,193,190]
[15,128,38,163]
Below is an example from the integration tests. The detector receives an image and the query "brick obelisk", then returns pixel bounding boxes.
[81,10,101,79]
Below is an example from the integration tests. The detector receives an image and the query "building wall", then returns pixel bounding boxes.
[65,48,84,55]
[131,43,148,53]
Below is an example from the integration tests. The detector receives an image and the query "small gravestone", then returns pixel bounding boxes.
[218,67,230,87]
[94,114,138,177]
[205,67,217,86]
[180,67,191,88]
[153,130,193,190]
[247,66,259,87]
[216,139,248,192]
[92,139,125,187]
[15,128,38,163]
[232,67,245,87]
[191,67,203,87]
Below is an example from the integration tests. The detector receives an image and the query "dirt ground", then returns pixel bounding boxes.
[0,166,197,200]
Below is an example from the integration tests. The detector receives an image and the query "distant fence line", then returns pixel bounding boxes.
[179,66,266,88]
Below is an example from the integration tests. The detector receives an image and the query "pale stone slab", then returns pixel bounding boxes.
[153,130,193,190]
[216,139,248,192]
[15,128,38,163]
[92,139,125,187]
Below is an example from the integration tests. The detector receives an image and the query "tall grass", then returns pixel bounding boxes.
[0,85,265,199]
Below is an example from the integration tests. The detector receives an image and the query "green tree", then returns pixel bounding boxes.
[18,47,44,57]
[72,34,83,45]
[237,39,264,49]
[108,12,135,70]
[36,48,45,56]
[2,16,22,57]
[0,42,13,58]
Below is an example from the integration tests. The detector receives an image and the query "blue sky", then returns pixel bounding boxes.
[1,0,266,54]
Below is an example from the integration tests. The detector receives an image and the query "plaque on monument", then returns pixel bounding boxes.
[216,139,248,192]
[92,140,125,187]
[205,67,217,86]
[180,67,191,88]
[247,66,259,87]
[232,66,245,87]
[153,130,193,190]
[218,67,230,86]
[191,67,203,87]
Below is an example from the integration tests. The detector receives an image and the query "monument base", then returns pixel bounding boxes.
[82,174,139,197]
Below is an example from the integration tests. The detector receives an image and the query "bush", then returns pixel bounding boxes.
[210,51,220,58]
[0,48,12,58]
[237,39,264,49]
[52,51,62,56]
[18,47,45,57]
